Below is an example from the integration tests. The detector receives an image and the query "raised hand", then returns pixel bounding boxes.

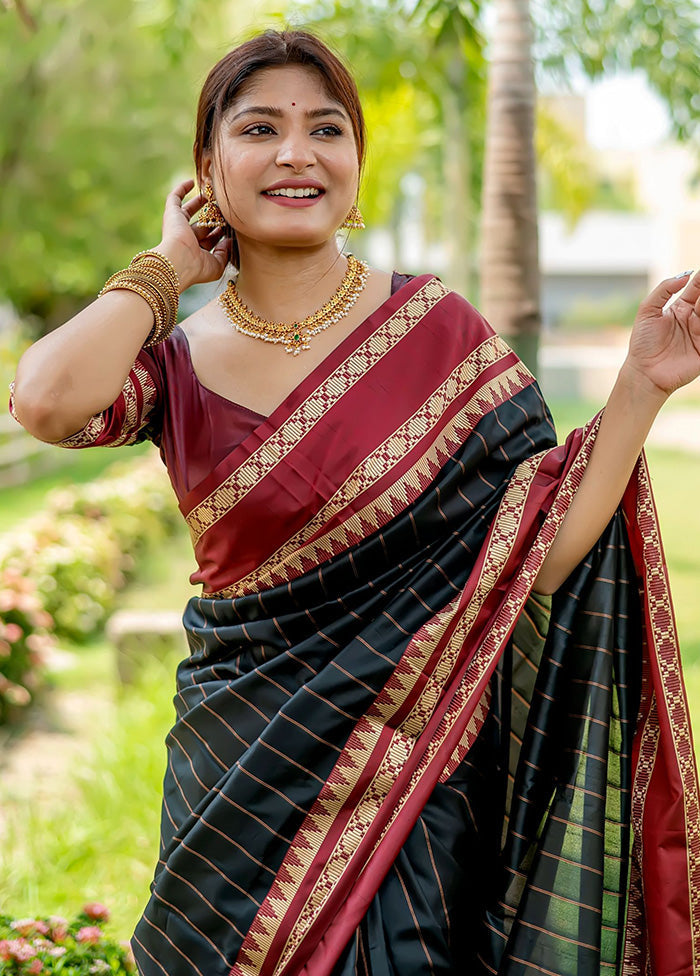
[626,270,700,398]
[155,178,231,292]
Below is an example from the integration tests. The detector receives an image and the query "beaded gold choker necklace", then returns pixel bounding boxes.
[219,255,369,355]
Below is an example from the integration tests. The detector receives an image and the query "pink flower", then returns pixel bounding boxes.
[76,926,102,945]
[82,902,110,922]
[47,917,68,943]
[0,938,37,961]
[3,623,23,643]
[27,959,43,975]
[36,611,54,629]
[0,639,11,657]
[0,591,18,611]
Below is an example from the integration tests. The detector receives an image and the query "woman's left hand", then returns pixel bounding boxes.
[626,269,700,399]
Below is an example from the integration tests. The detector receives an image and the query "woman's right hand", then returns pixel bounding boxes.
[154,178,231,292]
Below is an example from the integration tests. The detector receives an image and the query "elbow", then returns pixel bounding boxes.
[531,568,561,597]
[11,377,78,444]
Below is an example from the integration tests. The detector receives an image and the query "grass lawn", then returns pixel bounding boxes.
[0,399,698,939]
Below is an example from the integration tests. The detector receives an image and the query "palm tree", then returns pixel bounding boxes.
[479,0,540,373]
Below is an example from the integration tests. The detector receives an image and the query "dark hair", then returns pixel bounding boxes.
[193,29,366,267]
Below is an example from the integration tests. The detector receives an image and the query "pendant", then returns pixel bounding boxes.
[285,330,311,355]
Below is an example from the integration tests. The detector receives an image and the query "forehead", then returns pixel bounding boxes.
[231,64,346,112]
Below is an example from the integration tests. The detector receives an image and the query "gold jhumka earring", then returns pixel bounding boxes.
[341,204,365,230]
[197,184,227,227]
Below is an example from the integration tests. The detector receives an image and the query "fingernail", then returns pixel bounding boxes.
[674,270,694,278]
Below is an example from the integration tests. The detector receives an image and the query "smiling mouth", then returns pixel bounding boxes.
[263,187,324,198]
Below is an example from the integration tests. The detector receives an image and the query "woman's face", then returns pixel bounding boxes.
[203,65,360,254]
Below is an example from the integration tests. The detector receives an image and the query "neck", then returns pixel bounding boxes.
[234,239,349,322]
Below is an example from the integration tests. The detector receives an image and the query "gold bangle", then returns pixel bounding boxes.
[100,280,167,336]
[110,268,177,321]
[99,269,177,346]
[99,246,183,347]
[130,250,181,295]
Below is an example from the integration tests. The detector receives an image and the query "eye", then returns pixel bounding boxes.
[243,123,276,136]
[314,124,343,137]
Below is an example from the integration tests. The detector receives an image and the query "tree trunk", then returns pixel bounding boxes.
[479,0,541,376]
[442,55,472,298]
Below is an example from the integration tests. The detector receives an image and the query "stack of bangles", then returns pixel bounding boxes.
[98,250,181,347]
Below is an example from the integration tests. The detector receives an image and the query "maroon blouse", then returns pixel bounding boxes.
[9,272,413,507]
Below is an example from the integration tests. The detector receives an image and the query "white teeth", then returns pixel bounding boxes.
[266,187,321,198]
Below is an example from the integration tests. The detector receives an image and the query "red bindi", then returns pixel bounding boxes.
[292,102,296,106]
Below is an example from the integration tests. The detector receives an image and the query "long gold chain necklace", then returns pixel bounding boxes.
[219,254,369,355]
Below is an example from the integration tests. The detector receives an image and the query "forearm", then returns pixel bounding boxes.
[533,361,667,595]
[12,289,157,443]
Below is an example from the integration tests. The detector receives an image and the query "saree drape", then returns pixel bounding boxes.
[127,276,699,976]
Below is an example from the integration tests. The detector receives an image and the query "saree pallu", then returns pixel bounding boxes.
[130,276,699,976]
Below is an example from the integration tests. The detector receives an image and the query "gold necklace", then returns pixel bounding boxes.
[219,255,369,355]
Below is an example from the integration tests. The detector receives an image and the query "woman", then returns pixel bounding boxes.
[9,29,700,976]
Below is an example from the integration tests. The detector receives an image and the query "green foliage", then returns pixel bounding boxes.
[0,0,227,327]
[556,293,645,332]
[536,0,700,148]
[536,102,638,223]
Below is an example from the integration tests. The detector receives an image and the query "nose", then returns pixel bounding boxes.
[275,131,316,171]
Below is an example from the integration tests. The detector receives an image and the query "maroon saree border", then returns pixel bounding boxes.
[621,457,700,976]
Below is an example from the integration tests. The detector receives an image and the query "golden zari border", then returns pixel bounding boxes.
[233,422,600,976]
[633,454,700,972]
[187,278,450,545]
[214,340,533,598]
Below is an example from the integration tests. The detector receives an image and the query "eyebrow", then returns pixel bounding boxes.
[230,105,348,122]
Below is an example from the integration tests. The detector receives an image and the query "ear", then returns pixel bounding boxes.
[198,151,214,190]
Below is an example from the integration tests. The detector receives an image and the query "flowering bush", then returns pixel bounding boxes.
[0,456,180,640]
[0,455,183,724]
[0,904,134,974]
[0,516,124,643]
[0,568,55,725]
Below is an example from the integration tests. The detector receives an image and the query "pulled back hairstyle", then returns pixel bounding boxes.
[193,29,366,267]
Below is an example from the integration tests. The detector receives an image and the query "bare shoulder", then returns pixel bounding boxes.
[178,295,229,342]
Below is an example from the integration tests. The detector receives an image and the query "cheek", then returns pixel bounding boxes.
[215,148,260,196]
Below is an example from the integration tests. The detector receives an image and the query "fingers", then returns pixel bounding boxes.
[181,193,206,220]
[679,268,700,309]
[639,271,696,314]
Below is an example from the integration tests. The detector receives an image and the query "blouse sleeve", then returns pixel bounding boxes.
[8,347,164,449]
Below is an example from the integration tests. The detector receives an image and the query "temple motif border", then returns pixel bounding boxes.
[186,278,451,544]
[631,454,700,973]
[230,420,600,976]
[213,343,533,598]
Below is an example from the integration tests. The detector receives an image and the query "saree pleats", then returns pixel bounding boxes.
[130,278,699,976]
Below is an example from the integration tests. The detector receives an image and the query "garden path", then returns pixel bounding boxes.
[0,647,115,840]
